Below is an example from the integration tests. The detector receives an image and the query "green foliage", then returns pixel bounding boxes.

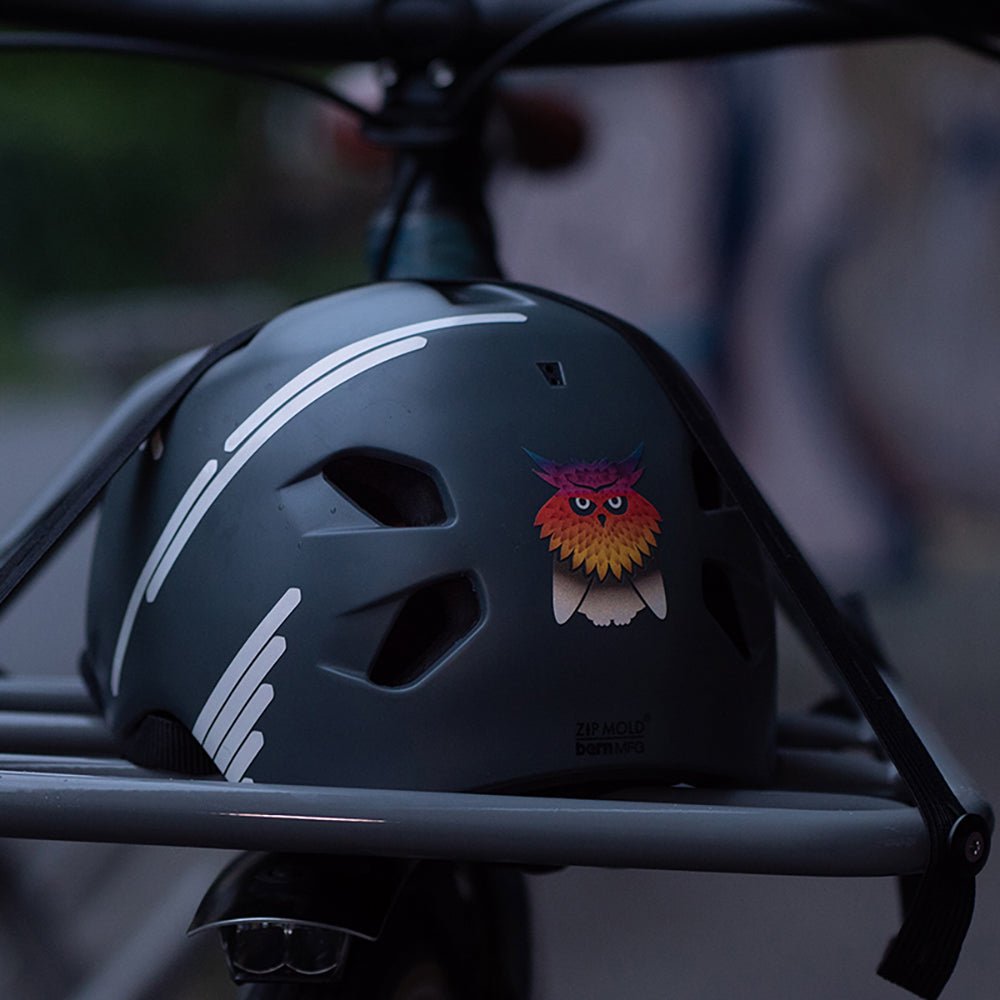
[0,50,381,381]
[0,52,253,298]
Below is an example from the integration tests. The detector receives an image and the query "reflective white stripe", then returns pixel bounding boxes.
[142,459,221,604]
[215,684,273,772]
[202,635,285,757]
[192,588,300,742]
[225,730,265,783]
[109,459,218,696]
[223,312,527,453]
[145,337,426,603]
[111,311,526,696]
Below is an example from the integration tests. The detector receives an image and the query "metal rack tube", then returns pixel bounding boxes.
[0,712,120,755]
[0,770,928,876]
[0,677,96,714]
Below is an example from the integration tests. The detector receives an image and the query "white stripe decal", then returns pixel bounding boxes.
[109,459,218,696]
[223,312,527,453]
[202,635,285,757]
[192,588,298,783]
[192,588,300,742]
[145,337,426,603]
[111,311,526,694]
[215,684,274,773]
[225,730,265,783]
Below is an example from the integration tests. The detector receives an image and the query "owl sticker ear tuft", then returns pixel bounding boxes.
[621,443,644,475]
[524,448,562,488]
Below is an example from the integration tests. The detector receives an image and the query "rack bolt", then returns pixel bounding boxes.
[964,830,986,865]
[949,814,990,873]
[428,59,456,89]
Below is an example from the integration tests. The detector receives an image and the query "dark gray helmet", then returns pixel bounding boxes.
[83,280,775,792]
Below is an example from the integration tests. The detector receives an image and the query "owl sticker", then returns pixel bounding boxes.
[528,446,667,627]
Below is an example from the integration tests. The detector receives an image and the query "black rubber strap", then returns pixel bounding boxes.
[0,324,260,611]
[639,332,986,1000]
[519,282,989,1000]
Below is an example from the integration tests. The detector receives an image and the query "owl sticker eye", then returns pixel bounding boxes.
[604,495,629,514]
[570,497,595,515]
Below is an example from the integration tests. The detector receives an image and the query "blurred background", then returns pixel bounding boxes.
[0,31,998,1000]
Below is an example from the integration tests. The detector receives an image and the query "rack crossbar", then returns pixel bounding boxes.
[0,767,928,876]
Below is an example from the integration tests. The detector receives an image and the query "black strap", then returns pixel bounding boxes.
[0,324,260,611]
[522,282,990,1000]
[641,334,987,1000]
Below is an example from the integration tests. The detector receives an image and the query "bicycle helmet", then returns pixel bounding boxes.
[82,280,776,792]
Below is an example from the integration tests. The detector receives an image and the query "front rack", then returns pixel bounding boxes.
[0,675,988,877]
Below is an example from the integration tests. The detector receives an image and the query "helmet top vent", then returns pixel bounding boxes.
[429,282,537,307]
[536,361,567,387]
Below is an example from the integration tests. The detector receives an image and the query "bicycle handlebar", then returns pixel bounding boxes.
[0,0,994,66]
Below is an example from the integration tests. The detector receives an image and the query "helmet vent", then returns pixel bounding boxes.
[324,452,448,527]
[369,575,481,688]
[537,361,567,387]
[691,446,733,511]
[702,560,751,660]
[430,282,536,307]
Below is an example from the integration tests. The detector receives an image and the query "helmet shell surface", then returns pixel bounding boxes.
[84,281,776,791]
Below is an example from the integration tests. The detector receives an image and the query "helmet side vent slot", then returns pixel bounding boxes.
[324,452,448,527]
[368,575,481,688]
[702,559,751,660]
[691,446,734,511]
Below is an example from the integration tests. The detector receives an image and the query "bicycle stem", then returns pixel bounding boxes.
[363,62,502,282]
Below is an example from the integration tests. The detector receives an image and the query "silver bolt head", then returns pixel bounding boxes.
[965,831,986,864]
[428,59,456,89]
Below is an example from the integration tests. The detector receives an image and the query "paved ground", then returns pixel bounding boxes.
[0,390,997,1000]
